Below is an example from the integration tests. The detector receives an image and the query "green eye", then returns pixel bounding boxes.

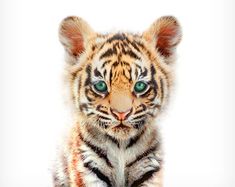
[94,81,108,93]
[134,81,148,93]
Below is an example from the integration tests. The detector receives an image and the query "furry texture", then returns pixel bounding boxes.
[54,16,182,187]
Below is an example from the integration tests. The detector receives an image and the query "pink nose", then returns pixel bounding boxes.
[110,108,132,121]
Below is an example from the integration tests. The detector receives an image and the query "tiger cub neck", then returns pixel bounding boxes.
[77,122,162,187]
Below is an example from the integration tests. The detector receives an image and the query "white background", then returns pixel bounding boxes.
[1,0,235,186]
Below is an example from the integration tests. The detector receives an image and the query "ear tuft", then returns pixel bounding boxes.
[59,16,95,58]
[143,16,182,59]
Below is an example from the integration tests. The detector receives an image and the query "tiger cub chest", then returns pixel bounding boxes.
[104,144,160,187]
[108,147,128,187]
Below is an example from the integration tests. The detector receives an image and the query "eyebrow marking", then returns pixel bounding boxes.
[140,67,148,78]
[94,68,103,78]
[103,69,107,79]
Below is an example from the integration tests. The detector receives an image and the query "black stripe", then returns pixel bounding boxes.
[120,42,140,60]
[140,67,148,78]
[84,65,91,86]
[96,105,109,115]
[85,88,95,102]
[79,103,88,112]
[101,60,111,68]
[135,68,138,79]
[112,61,119,67]
[105,34,141,60]
[149,103,161,109]
[94,68,103,78]
[98,42,106,52]
[124,37,142,54]
[120,42,126,53]
[130,167,160,187]
[87,112,95,116]
[98,121,108,129]
[103,69,107,78]
[100,48,117,60]
[85,88,103,102]
[98,115,111,121]
[105,134,120,148]
[160,77,165,102]
[135,41,145,48]
[83,161,112,187]
[146,112,154,117]
[132,120,146,129]
[126,130,145,149]
[107,33,126,43]
[136,41,154,61]
[148,65,158,102]
[77,75,81,93]
[128,67,132,81]
[150,64,156,75]
[125,50,141,60]
[126,143,159,167]
[134,104,147,115]
[80,135,113,168]
[130,41,141,52]
[132,114,146,121]
[135,64,142,78]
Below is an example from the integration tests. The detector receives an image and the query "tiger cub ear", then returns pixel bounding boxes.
[59,16,95,59]
[143,16,182,62]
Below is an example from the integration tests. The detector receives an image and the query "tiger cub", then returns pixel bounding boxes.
[53,16,182,187]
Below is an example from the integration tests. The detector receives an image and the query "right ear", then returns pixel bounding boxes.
[59,16,95,59]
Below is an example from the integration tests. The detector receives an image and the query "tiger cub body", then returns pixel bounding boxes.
[54,16,181,187]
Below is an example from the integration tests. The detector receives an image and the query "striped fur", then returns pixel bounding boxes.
[54,16,181,187]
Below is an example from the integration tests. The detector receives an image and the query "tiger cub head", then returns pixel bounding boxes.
[59,16,181,139]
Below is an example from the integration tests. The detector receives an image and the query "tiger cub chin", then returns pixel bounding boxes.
[53,16,181,187]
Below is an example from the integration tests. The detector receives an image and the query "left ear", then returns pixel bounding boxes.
[59,16,96,60]
[143,16,182,60]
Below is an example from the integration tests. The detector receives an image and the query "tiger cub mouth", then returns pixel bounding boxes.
[112,122,130,130]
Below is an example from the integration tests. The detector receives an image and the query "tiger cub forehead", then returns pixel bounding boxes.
[93,33,156,66]
[86,33,156,83]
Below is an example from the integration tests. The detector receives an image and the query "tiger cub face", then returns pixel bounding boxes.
[59,16,181,140]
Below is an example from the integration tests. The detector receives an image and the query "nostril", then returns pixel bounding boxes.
[110,108,132,121]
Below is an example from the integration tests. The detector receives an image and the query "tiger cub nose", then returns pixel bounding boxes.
[110,108,132,121]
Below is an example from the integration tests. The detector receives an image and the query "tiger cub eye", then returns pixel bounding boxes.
[94,81,108,93]
[134,81,148,93]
